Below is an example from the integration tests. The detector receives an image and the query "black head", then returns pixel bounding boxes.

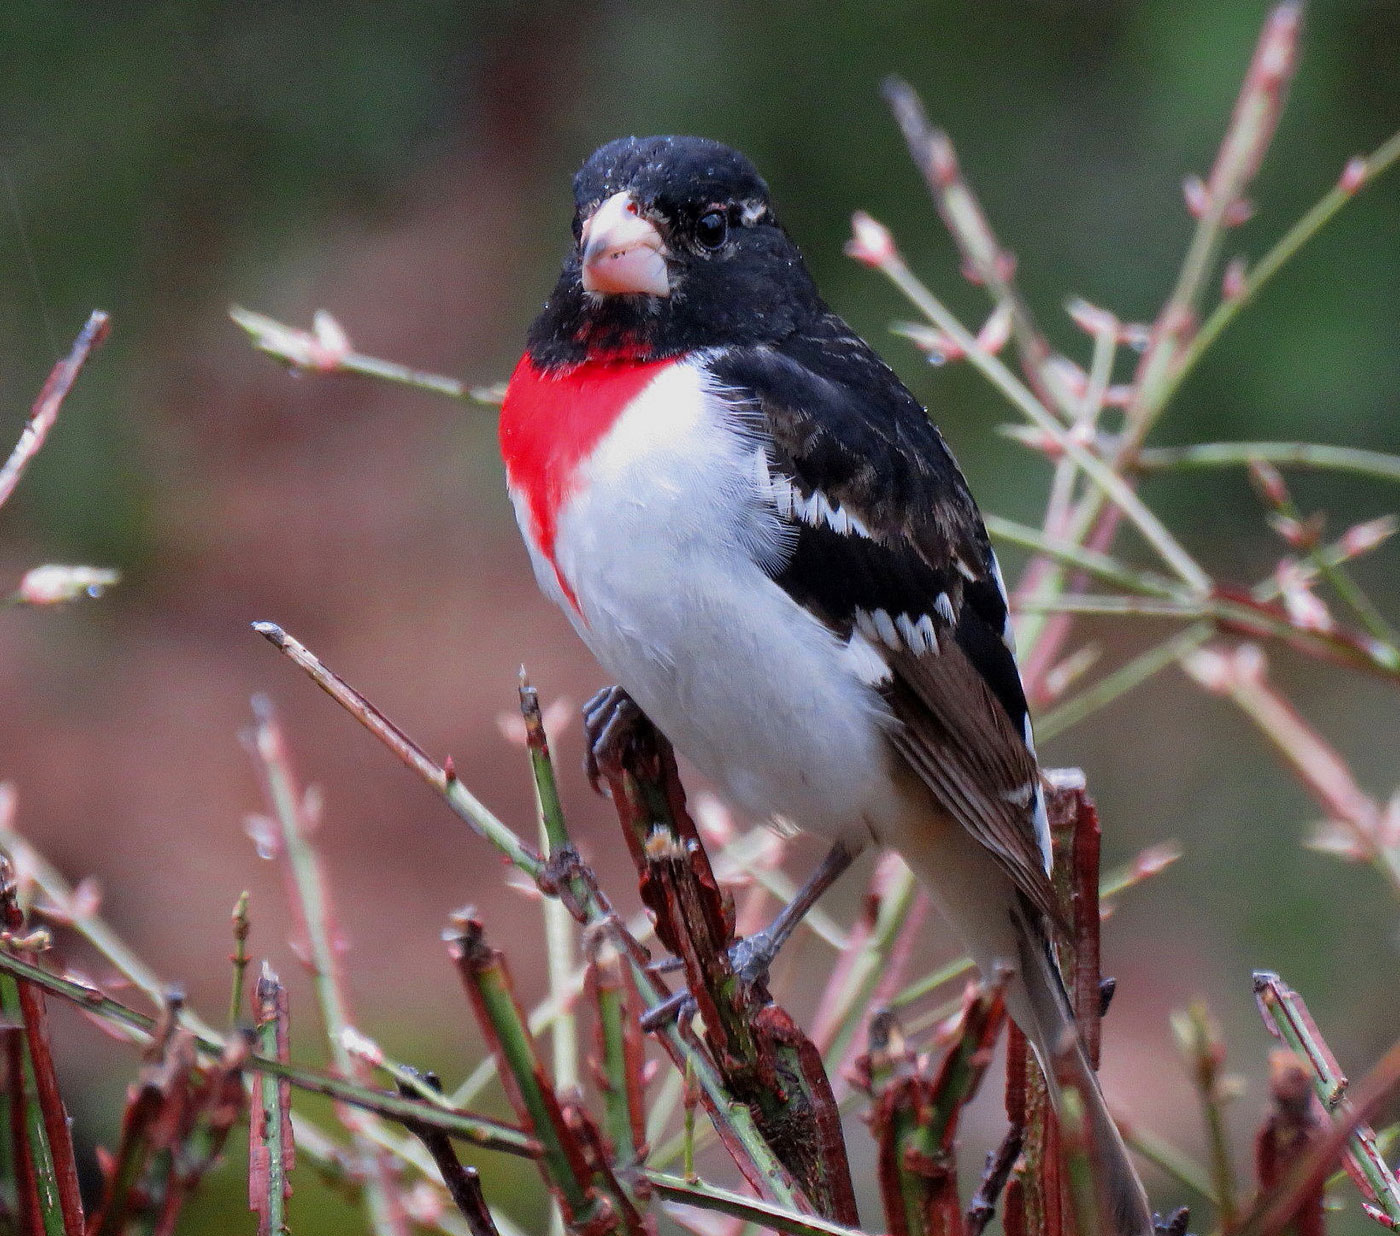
[526,136,826,367]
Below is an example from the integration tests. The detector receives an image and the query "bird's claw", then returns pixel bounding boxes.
[726,929,780,989]
[638,932,775,1032]
[582,685,641,796]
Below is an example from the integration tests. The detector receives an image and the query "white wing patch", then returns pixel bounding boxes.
[752,449,872,538]
[843,628,893,686]
[896,612,939,655]
[856,607,942,656]
[1030,781,1052,873]
[988,550,1016,654]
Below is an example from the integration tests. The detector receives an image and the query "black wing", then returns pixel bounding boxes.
[709,324,1063,931]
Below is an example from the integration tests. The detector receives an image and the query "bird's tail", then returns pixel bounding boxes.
[1012,909,1155,1236]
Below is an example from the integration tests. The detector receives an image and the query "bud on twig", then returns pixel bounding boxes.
[846,212,897,268]
[15,564,120,606]
[1339,156,1369,195]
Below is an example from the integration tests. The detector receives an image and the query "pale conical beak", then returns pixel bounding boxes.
[580,192,670,298]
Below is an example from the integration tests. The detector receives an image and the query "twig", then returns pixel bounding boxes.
[1017,591,1399,680]
[1110,1108,1218,1206]
[0,799,224,1044]
[856,986,1008,1236]
[3,801,520,1224]
[519,676,581,1097]
[1256,1051,1327,1236]
[1126,1,1302,444]
[1233,1033,1400,1236]
[246,696,411,1236]
[598,714,857,1223]
[813,853,917,1069]
[1138,441,1400,485]
[1035,625,1213,741]
[1160,125,1400,425]
[0,852,85,1236]
[850,221,1210,594]
[882,76,1066,414]
[1254,972,1400,1224]
[397,1074,504,1236]
[889,835,1181,1016]
[250,965,294,1236]
[648,1174,866,1236]
[1051,1070,1104,1236]
[0,933,66,1236]
[586,937,647,1175]
[252,623,544,877]
[447,913,642,1235]
[967,1125,1025,1236]
[1172,1001,1239,1228]
[0,946,537,1155]
[1183,644,1400,897]
[229,890,251,1028]
[89,1018,195,1236]
[230,306,500,404]
[0,310,110,510]
[251,622,812,1205]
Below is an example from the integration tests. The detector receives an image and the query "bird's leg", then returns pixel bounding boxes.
[728,838,857,986]
[582,684,642,795]
[641,840,857,1030]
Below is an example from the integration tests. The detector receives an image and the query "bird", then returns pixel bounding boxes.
[498,134,1154,1235]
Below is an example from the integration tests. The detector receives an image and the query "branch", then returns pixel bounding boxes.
[1137,441,1400,485]
[231,306,501,404]
[1233,1033,1400,1236]
[249,966,294,1236]
[0,310,110,510]
[0,946,537,1156]
[1254,972,1400,1225]
[245,697,410,1236]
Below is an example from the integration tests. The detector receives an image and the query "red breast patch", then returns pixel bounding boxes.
[500,353,679,610]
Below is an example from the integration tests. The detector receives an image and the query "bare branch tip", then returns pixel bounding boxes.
[251,621,287,647]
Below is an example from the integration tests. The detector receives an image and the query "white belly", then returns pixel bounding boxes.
[513,359,906,841]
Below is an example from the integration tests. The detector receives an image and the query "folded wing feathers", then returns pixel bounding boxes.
[721,340,1060,929]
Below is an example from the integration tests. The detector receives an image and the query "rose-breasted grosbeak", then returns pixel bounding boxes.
[500,136,1153,1234]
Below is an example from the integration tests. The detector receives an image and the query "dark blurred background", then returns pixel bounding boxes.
[2,2,1398,1232]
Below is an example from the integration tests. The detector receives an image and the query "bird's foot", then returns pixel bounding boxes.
[582,685,641,796]
[639,841,858,1031]
[727,926,785,989]
[639,933,771,1032]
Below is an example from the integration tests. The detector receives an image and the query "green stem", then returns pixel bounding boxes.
[1035,625,1213,740]
[253,970,292,1236]
[1173,1001,1239,1228]
[647,1173,866,1236]
[449,921,598,1223]
[0,946,537,1156]
[1254,972,1400,1224]
[1117,1117,1218,1205]
[878,256,1210,592]
[0,971,68,1236]
[249,698,407,1236]
[520,679,580,1093]
[230,306,497,404]
[1159,127,1400,422]
[0,822,223,1044]
[229,890,251,1030]
[819,860,917,1071]
[253,622,544,878]
[1137,440,1400,485]
[985,515,1180,600]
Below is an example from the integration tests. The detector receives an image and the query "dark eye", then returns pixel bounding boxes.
[695,210,728,250]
